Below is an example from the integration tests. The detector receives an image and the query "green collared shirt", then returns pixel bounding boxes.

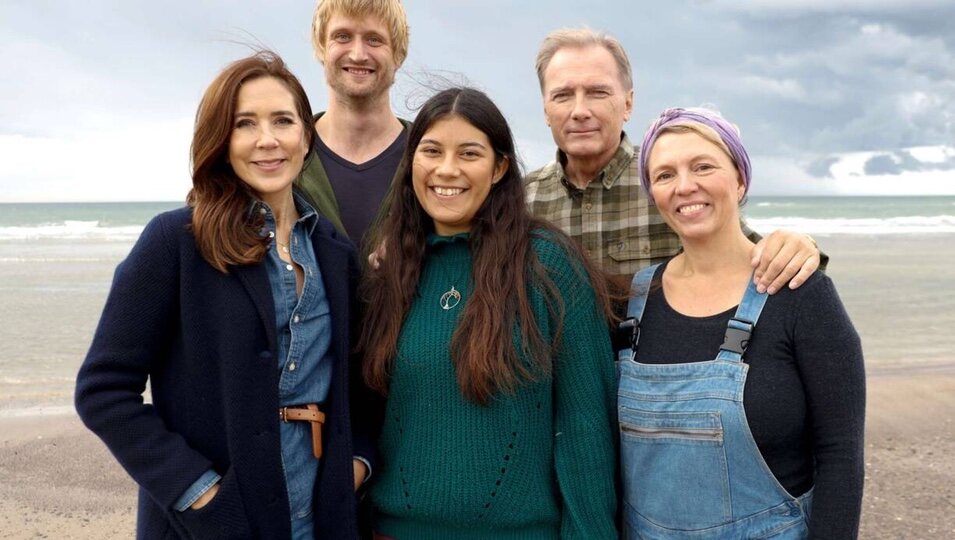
[525,133,684,279]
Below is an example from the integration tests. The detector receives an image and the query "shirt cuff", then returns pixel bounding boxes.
[354,456,372,484]
[173,469,221,512]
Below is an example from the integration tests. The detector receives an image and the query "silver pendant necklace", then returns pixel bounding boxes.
[439,286,462,310]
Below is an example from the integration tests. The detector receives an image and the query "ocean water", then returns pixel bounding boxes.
[0,197,953,413]
[745,196,955,235]
[0,201,181,243]
[1,197,953,241]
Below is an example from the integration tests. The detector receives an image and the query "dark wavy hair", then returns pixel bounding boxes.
[187,50,314,273]
[358,87,614,405]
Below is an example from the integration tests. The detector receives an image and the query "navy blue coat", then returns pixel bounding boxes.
[75,207,375,539]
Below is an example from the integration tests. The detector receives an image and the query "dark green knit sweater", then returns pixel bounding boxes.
[370,233,617,539]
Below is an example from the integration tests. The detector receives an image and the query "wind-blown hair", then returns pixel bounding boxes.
[311,0,410,67]
[358,87,613,405]
[187,51,314,273]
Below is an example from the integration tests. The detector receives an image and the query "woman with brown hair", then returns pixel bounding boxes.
[75,51,373,539]
[358,87,618,538]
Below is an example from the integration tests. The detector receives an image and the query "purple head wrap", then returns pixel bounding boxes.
[638,107,751,204]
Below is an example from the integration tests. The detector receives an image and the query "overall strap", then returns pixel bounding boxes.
[716,274,769,362]
[617,264,659,359]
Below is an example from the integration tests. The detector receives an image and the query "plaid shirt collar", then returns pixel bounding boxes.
[553,132,636,192]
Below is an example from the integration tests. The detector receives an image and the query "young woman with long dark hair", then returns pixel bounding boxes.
[358,87,618,538]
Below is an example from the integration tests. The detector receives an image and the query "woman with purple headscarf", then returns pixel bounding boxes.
[616,108,865,538]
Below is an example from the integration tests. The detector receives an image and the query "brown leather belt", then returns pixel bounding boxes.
[279,403,325,459]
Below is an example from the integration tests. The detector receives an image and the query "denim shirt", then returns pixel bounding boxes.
[263,194,334,524]
[174,194,333,533]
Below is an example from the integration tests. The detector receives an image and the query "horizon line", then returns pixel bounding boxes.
[3,193,955,204]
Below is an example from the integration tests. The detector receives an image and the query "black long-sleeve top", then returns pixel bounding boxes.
[634,264,865,539]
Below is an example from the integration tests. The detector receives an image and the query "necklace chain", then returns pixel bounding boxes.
[264,201,297,255]
[274,220,294,254]
[276,238,290,254]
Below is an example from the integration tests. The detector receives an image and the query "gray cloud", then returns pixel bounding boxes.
[709,0,953,12]
[806,157,840,179]
[1,0,953,200]
[657,14,954,156]
[864,155,903,175]
[864,150,955,176]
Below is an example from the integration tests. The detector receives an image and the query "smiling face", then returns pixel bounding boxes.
[646,130,745,243]
[542,45,633,168]
[322,13,397,103]
[228,77,307,206]
[411,115,509,236]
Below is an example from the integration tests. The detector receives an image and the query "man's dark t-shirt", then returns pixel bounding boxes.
[313,128,407,249]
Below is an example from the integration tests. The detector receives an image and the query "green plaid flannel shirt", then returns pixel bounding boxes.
[525,133,682,279]
[525,134,819,286]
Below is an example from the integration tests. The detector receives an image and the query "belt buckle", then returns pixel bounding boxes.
[279,407,289,423]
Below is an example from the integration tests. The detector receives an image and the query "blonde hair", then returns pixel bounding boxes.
[311,0,410,66]
[535,27,632,92]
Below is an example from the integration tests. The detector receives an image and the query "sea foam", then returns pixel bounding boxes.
[0,221,144,241]
[748,215,955,235]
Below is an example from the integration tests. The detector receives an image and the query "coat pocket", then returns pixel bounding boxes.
[175,468,253,539]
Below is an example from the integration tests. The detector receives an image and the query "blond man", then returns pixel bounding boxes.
[297,0,410,248]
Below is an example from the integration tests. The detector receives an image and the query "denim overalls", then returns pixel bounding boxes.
[617,265,813,539]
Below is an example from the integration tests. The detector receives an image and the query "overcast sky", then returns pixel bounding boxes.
[2,0,954,201]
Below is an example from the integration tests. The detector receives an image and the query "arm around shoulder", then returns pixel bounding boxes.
[744,220,828,293]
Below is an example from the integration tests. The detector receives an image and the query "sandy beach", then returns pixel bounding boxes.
[1,234,953,538]
[3,374,953,539]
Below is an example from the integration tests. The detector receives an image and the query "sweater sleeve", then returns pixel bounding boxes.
[791,275,865,538]
[74,212,217,510]
[536,239,618,539]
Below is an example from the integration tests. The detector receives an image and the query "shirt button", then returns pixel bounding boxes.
[286,264,293,271]
[585,203,593,211]
[259,207,267,215]
[293,315,300,323]
[289,362,297,371]
[268,231,275,238]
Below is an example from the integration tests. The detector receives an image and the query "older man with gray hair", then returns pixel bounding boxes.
[525,27,823,292]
